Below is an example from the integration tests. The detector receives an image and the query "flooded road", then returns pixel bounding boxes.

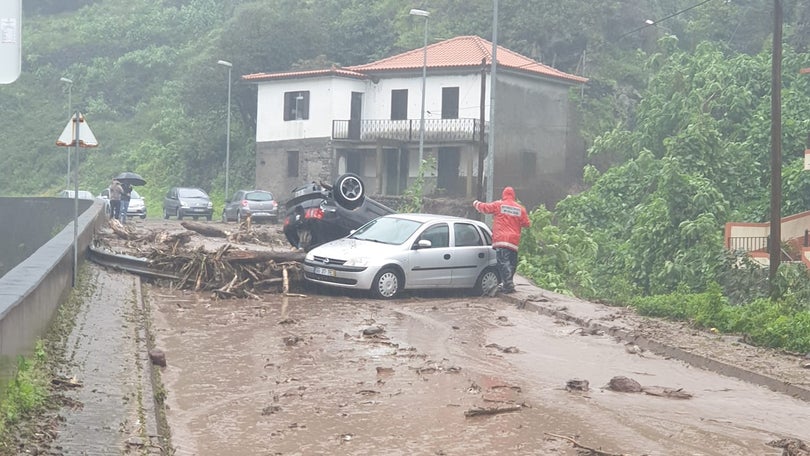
[148,286,809,456]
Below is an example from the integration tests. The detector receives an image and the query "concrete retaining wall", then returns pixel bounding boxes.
[0,197,106,372]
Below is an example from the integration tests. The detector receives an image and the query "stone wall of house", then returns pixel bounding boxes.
[255,137,333,204]
[493,77,585,211]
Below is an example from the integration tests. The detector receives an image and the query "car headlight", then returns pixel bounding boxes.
[344,257,370,267]
[180,201,189,208]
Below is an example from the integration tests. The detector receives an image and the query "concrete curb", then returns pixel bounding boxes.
[504,276,810,403]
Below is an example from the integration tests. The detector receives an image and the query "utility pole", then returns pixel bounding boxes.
[769,0,783,295]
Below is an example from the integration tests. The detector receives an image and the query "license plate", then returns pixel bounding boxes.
[313,267,336,277]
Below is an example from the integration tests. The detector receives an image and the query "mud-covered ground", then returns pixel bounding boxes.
[9,217,810,455]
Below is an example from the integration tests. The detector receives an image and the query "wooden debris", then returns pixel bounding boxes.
[52,376,83,388]
[641,386,693,399]
[464,405,522,417]
[180,221,229,238]
[545,432,629,456]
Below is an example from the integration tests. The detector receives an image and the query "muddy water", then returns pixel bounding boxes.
[149,287,808,455]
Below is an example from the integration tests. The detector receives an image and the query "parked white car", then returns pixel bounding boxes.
[303,213,500,299]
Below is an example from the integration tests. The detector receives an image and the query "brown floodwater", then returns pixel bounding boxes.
[148,286,809,456]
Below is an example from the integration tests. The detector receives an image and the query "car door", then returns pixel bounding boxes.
[164,188,178,213]
[406,223,453,288]
[225,191,241,220]
[449,222,490,287]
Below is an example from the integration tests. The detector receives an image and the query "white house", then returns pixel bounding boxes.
[243,35,587,211]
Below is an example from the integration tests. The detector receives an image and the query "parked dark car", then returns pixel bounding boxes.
[222,190,279,223]
[163,187,213,221]
[283,173,395,251]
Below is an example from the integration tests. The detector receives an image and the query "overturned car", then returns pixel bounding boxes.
[282,173,396,251]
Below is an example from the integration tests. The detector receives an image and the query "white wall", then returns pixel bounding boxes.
[255,77,366,142]
[255,73,487,142]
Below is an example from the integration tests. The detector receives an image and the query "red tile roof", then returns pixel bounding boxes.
[348,35,587,84]
[243,35,587,85]
[243,67,366,82]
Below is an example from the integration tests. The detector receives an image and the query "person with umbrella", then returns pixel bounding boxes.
[120,181,132,223]
[114,172,147,223]
[108,179,123,220]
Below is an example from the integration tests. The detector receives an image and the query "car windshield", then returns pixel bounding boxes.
[350,217,422,245]
[179,188,207,198]
[246,191,273,201]
[130,190,141,199]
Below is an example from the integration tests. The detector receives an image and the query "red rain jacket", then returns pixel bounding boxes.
[473,187,531,251]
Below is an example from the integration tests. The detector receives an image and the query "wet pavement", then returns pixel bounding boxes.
[148,281,809,455]
[50,264,162,455]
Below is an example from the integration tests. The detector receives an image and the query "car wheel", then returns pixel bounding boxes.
[140,214,146,219]
[163,208,170,219]
[474,267,500,296]
[177,208,183,220]
[334,173,365,209]
[221,210,228,223]
[206,214,212,221]
[236,210,243,224]
[370,267,402,299]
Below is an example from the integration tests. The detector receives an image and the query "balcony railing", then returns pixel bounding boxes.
[332,118,486,143]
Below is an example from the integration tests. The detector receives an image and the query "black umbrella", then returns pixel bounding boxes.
[115,171,146,186]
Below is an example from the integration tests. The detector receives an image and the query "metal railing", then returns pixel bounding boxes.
[332,118,485,142]
[727,236,768,252]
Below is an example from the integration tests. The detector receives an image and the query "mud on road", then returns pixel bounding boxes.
[150,285,809,455]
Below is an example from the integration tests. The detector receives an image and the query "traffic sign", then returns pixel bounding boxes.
[0,0,21,84]
[57,113,99,148]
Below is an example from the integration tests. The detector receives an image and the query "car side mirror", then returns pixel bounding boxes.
[415,239,432,249]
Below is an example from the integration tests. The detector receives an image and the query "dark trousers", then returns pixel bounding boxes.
[110,200,121,220]
[496,248,518,288]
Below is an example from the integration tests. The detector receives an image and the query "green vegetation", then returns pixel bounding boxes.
[0,343,50,450]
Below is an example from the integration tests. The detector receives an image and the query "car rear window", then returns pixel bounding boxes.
[246,191,273,201]
[179,188,207,198]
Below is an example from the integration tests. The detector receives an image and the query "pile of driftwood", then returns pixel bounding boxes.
[149,243,304,299]
[99,219,305,299]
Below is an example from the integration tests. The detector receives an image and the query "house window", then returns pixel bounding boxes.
[442,87,459,119]
[287,150,299,177]
[391,89,408,120]
[521,150,536,181]
[346,151,364,175]
[284,91,309,121]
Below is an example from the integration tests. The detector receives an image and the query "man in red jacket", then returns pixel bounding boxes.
[473,187,531,293]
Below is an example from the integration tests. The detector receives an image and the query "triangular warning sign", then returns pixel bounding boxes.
[56,113,99,148]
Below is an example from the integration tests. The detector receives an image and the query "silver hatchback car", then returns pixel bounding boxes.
[303,213,500,299]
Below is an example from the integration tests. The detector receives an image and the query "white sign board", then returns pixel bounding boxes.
[805,149,810,171]
[0,0,21,84]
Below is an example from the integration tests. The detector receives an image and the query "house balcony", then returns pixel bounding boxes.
[332,118,486,143]
[725,210,810,267]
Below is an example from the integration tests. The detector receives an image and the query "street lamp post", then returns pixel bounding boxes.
[60,77,73,189]
[217,60,233,199]
[410,8,429,166]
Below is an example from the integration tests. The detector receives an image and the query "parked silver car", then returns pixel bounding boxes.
[303,213,500,299]
[222,189,278,223]
[163,187,213,221]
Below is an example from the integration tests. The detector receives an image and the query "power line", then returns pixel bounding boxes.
[617,0,718,40]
